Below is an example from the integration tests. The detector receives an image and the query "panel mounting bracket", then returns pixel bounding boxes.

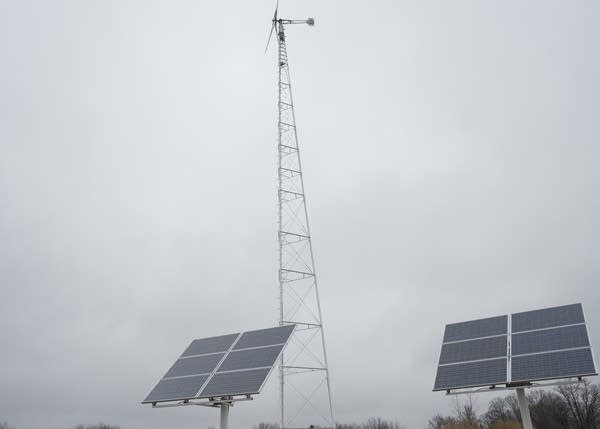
[150,394,254,408]
[151,395,253,429]
[444,377,586,396]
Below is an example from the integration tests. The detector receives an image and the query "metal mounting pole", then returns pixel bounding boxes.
[516,388,533,429]
[219,403,230,429]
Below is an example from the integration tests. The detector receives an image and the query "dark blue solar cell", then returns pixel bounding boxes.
[443,315,507,342]
[433,358,507,391]
[512,325,590,356]
[164,353,225,378]
[234,325,295,350]
[512,304,584,333]
[143,375,209,403]
[181,334,240,357]
[511,348,597,382]
[218,345,284,372]
[199,368,271,397]
[439,336,507,365]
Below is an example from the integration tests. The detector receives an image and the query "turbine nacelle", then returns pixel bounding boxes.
[265,0,314,53]
[277,18,315,26]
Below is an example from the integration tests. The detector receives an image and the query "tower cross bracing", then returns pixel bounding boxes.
[270,16,335,429]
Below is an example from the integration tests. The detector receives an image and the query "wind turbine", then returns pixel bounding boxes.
[265,3,335,429]
[265,2,314,53]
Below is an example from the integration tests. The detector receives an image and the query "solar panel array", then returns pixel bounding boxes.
[434,315,508,391]
[143,325,295,403]
[433,304,597,391]
[511,305,595,383]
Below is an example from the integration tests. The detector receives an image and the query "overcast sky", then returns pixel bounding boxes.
[1,1,599,428]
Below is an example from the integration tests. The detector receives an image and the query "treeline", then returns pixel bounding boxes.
[253,381,600,429]
[254,419,406,429]
[0,424,119,429]
[69,425,120,429]
[3,382,599,429]
[428,381,600,429]
[335,418,406,429]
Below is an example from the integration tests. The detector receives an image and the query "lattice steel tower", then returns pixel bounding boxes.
[265,7,335,429]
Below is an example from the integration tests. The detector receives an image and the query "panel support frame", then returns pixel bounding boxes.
[220,402,230,429]
[149,395,253,408]
[516,387,533,429]
[151,396,253,429]
[444,377,585,396]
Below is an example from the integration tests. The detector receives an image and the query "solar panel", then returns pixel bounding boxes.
[164,353,225,378]
[434,358,507,391]
[434,313,509,391]
[199,368,272,397]
[218,345,284,372]
[511,348,597,383]
[439,336,507,365]
[182,333,239,357]
[144,375,210,403]
[443,315,507,343]
[509,304,595,383]
[233,325,295,349]
[511,325,589,356]
[433,303,597,392]
[143,325,295,404]
[512,303,584,333]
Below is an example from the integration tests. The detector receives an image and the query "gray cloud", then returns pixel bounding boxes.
[1,1,599,428]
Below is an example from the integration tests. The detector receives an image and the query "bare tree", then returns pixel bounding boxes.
[254,423,280,429]
[427,414,456,429]
[452,396,482,429]
[427,396,483,429]
[68,424,120,429]
[482,390,571,429]
[557,380,600,429]
[487,422,521,429]
[528,389,570,429]
[363,417,405,429]
[335,418,404,429]
[482,396,519,427]
[501,395,521,423]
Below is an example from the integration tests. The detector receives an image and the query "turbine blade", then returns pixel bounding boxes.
[264,22,276,53]
[265,0,279,53]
